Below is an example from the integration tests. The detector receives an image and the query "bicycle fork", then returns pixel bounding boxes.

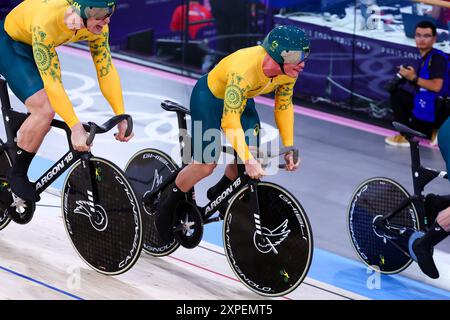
[79,153,106,229]
[248,180,279,254]
[248,179,261,228]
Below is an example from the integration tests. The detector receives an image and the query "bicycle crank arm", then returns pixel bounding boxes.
[374,219,417,257]
[384,227,418,259]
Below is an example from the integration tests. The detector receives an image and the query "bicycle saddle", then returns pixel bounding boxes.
[392,122,427,139]
[161,100,191,115]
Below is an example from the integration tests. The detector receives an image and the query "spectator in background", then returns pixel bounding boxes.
[360,0,378,30]
[170,0,213,40]
[424,0,450,29]
[385,21,449,147]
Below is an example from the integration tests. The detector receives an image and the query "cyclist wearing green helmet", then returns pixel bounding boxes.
[155,25,311,243]
[261,25,311,74]
[68,0,116,19]
[67,0,117,30]
[0,0,131,202]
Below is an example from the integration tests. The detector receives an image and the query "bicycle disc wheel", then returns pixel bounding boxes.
[0,146,12,231]
[62,157,143,275]
[125,148,180,257]
[347,177,419,274]
[223,182,313,297]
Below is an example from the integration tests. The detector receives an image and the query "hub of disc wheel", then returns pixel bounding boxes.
[9,193,35,225]
[173,201,203,249]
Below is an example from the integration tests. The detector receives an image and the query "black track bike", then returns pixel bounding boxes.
[347,122,448,274]
[125,100,313,297]
[0,76,143,275]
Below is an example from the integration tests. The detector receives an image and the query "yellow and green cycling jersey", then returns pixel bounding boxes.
[208,45,296,161]
[4,0,124,128]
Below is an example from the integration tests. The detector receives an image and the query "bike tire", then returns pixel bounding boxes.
[125,148,181,257]
[223,181,313,297]
[0,143,11,231]
[347,177,420,274]
[62,157,143,275]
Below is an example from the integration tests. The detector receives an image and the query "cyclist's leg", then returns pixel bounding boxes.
[177,74,224,192]
[206,162,235,201]
[8,90,54,202]
[425,193,450,223]
[0,22,53,201]
[437,207,450,232]
[412,214,450,278]
[411,118,450,279]
[206,98,259,200]
[19,90,55,152]
[155,74,222,241]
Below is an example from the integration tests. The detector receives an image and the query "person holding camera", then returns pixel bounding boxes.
[385,21,449,147]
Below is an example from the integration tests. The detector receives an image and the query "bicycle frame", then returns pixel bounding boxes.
[200,164,254,224]
[378,136,448,230]
[142,101,262,226]
[0,77,87,197]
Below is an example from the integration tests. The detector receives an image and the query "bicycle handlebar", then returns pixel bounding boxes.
[86,114,133,146]
[259,147,299,169]
[277,148,299,169]
[223,146,299,168]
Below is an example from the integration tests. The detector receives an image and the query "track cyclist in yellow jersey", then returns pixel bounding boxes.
[155,25,309,243]
[0,0,132,203]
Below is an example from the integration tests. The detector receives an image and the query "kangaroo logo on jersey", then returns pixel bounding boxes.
[253,219,290,254]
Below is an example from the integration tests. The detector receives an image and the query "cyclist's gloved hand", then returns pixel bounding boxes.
[71,122,91,152]
[284,150,300,171]
[244,158,266,180]
[115,119,134,142]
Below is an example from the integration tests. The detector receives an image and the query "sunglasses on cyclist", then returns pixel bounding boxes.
[297,48,310,64]
[85,5,116,20]
[282,48,310,65]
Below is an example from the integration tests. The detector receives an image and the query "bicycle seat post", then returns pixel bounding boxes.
[408,139,422,194]
[160,100,192,168]
[0,77,11,112]
[409,139,421,172]
[408,137,442,198]
[174,111,191,168]
[0,77,18,145]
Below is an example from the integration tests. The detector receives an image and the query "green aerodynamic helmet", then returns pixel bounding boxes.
[67,0,117,20]
[261,25,310,64]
